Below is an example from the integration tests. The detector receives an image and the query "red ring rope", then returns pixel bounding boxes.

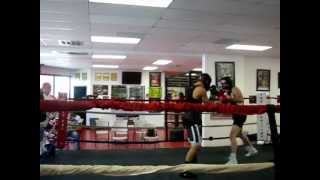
[43,100,280,148]
[40,100,280,115]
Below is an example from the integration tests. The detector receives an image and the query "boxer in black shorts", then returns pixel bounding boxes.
[179,73,211,178]
[185,112,202,147]
[232,114,247,128]
[219,77,258,165]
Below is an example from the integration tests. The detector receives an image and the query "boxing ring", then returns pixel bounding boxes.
[40,99,280,179]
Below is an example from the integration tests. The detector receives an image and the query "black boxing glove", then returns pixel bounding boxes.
[209,85,218,100]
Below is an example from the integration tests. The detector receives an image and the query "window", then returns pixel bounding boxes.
[54,76,70,98]
[40,75,54,96]
[40,74,70,98]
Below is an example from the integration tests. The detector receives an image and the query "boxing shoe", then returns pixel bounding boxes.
[225,154,238,165]
[225,158,238,165]
[245,147,258,157]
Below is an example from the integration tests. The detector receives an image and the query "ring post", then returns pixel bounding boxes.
[266,104,280,179]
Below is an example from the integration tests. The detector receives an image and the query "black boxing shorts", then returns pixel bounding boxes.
[232,114,247,128]
[187,124,202,146]
[183,112,202,145]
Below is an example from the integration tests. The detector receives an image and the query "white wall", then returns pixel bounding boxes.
[202,54,246,91]
[202,54,280,147]
[41,66,77,98]
[243,57,280,137]
[202,55,280,96]
[243,57,280,98]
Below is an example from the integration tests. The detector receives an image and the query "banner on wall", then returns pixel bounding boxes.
[256,92,271,144]
[149,72,162,99]
[149,87,161,99]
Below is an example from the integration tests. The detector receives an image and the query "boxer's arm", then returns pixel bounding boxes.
[227,87,244,104]
[193,87,208,102]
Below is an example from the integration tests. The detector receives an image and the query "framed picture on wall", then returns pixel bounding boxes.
[93,85,108,96]
[81,72,87,80]
[111,72,117,81]
[111,85,127,99]
[129,86,145,100]
[102,73,110,81]
[256,69,271,91]
[75,73,80,80]
[95,73,102,81]
[150,72,161,87]
[215,62,235,88]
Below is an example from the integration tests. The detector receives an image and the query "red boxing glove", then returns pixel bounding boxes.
[217,90,229,103]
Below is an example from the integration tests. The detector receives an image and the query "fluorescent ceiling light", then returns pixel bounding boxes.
[192,68,202,71]
[152,59,172,65]
[143,66,158,71]
[40,39,47,46]
[92,54,127,59]
[89,0,173,8]
[92,64,119,69]
[91,36,140,44]
[226,44,272,51]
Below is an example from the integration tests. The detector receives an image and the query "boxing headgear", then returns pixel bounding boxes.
[200,73,212,91]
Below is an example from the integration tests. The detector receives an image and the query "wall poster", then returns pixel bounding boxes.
[102,73,110,81]
[95,73,102,81]
[215,62,235,88]
[93,85,108,96]
[150,72,161,87]
[256,69,271,91]
[111,72,118,81]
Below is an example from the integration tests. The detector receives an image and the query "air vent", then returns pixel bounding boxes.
[58,40,83,46]
[40,39,47,46]
[213,38,240,45]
